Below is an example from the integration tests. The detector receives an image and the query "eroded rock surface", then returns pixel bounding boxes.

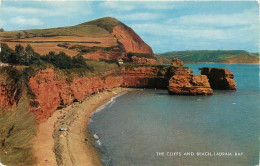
[112,25,153,55]
[168,67,213,95]
[29,69,123,122]
[200,68,236,90]
[130,56,157,65]
[121,66,171,88]
[171,58,184,67]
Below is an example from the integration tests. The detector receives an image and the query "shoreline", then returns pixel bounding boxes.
[33,87,132,166]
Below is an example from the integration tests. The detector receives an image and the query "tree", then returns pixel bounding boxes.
[25,44,40,65]
[0,43,13,63]
[0,28,4,32]
[16,32,22,39]
[15,44,25,64]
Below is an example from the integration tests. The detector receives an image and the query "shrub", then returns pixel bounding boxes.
[41,51,93,70]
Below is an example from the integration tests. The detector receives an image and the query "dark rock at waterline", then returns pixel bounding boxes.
[199,68,236,90]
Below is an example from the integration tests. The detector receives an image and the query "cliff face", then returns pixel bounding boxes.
[112,25,154,55]
[29,69,123,122]
[200,68,236,90]
[0,62,237,122]
[29,66,171,122]
[121,66,172,89]
[168,67,213,95]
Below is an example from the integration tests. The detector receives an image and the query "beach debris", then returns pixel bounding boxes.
[59,128,67,131]
[93,133,100,140]
[96,140,102,146]
[232,102,236,104]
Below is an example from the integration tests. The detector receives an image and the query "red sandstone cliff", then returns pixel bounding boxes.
[0,63,236,122]
[112,25,154,55]
[29,69,123,122]
[130,56,157,65]
[121,65,172,88]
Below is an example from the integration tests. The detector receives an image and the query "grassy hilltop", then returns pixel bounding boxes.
[0,17,154,61]
[0,17,122,57]
[157,50,259,64]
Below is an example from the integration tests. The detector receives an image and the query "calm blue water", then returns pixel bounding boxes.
[89,64,259,166]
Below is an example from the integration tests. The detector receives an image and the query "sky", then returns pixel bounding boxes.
[0,0,259,53]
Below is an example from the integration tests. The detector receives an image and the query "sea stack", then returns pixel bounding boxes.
[167,59,213,95]
[199,68,237,90]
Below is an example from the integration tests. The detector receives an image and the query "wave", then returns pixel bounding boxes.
[90,91,128,118]
[93,133,100,140]
[89,91,127,166]
[93,133,103,146]
[96,140,102,146]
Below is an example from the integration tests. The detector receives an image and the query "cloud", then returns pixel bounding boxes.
[144,2,177,10]
[131,22,257,43]
[167,8,258,27]
[100,1,177,11]
[1,7,45,14]
[100,1,136,11]
[1,2,92,17]
[10,17,43,26]
[0,20,5,27]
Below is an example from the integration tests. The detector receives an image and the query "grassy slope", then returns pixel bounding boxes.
[0,67,37,165]
[157,50,259,63]
[80,17,122,32]
[0,17,122,40]
[0,20,115,40]
[85,60,118,73]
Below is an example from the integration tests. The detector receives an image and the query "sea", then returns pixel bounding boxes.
[88,64,259,166]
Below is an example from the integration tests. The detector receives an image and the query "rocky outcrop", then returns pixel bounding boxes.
[130,56,157,65]
[171,58,184,67]
[112,25,154,55]
[168,67,213,95]
[121,66,171,89]
[29,69,123,122]
[156,56,171,65]
[200,68,236,90]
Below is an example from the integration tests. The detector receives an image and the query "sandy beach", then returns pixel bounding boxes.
[33,87,130,166]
